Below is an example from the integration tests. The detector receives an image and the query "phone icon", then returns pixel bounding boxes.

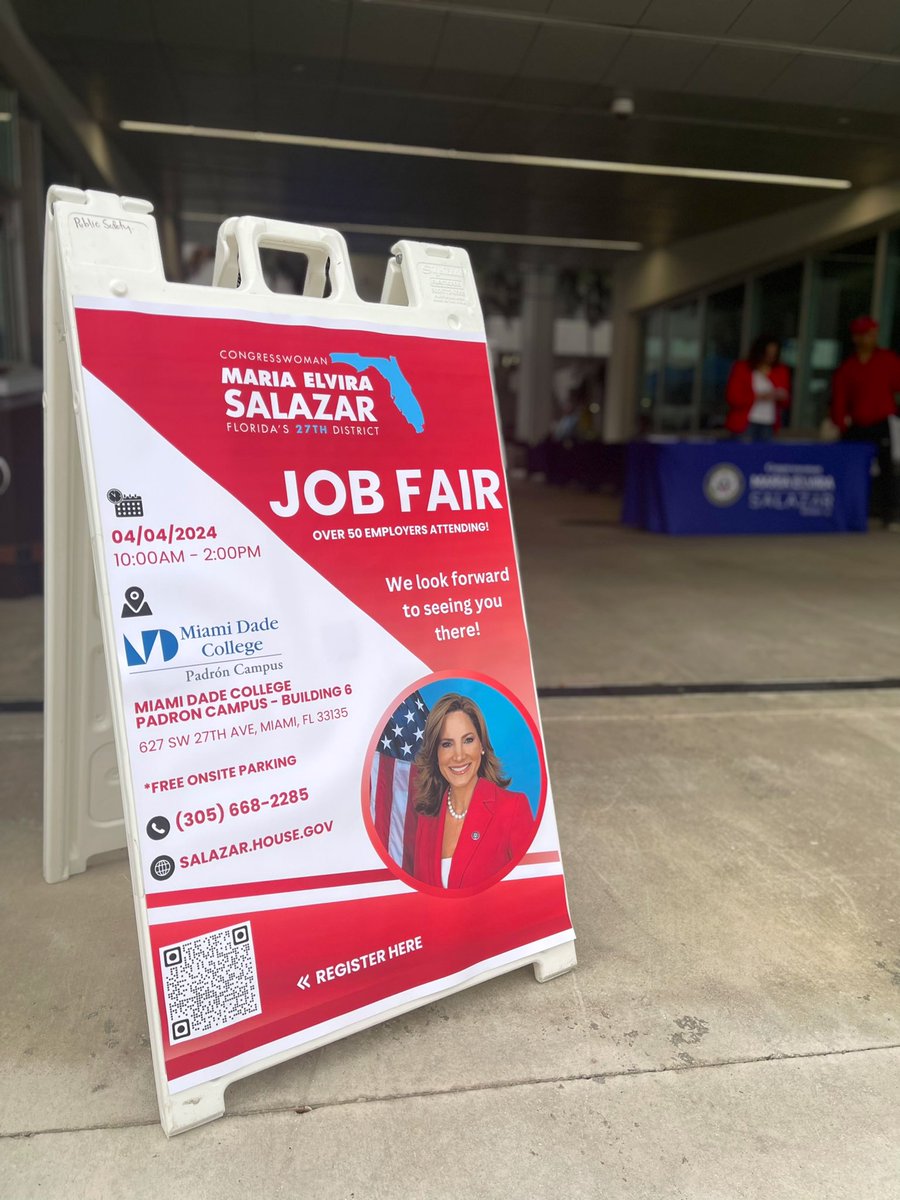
[146,815,170,841]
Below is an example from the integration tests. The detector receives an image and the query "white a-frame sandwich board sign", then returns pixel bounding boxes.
[43,187,576,1136]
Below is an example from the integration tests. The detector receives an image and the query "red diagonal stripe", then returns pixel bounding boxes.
[146,868,396,909]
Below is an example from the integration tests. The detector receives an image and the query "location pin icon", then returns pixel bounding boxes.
[122,586,152,617]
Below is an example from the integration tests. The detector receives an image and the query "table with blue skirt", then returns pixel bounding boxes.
[622,439,875,535]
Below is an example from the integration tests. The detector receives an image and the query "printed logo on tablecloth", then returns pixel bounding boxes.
[703,463,745,507]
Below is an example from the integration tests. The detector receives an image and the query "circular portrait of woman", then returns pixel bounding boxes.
[365,675,545,895]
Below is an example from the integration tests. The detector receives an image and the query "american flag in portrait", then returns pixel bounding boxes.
[370,690,429,874]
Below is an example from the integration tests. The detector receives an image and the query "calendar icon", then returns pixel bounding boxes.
[106,488,143,518]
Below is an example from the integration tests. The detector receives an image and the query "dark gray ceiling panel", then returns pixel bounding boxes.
[177,76,259,127]
[150,0,251,51]
[514,25,628,83]
[431,13,537,73]
[840,65,900,115]
[21,0,156,42]
[815,0,900,55]
[548,0,652,22]
[639,0,748,36]
[163,46,248,78]
[726,0,849,43]
[331,60,430,94]
[252,52,342,89]
[417,65,508,101]
[602,35,712,91]
[346,3,445,65]
[685,44,798,98]
[252,81,344,133]
[440,0,550,11]
[250,0,348,58]
[500,75,596,107]
[763,56,873,107]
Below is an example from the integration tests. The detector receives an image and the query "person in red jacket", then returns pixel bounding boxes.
[830,316,900,527]
[725,334,791,440]
[412,693,535,890]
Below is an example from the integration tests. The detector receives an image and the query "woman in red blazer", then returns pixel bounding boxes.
[725,334,791,440]
[412,693,536,890]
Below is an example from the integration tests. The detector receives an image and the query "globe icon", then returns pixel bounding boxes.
[151,856,175,880]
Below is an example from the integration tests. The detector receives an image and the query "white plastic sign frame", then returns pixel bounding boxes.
[43,187,576,1136]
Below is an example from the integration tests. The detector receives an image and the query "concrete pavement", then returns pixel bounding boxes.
[2,484,899,1197]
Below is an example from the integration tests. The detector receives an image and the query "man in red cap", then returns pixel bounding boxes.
[830,316,900,528]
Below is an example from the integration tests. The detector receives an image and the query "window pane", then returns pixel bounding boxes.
[883,229,900,352]
[752,262,803,371]
[0,209,16,363]
[800,237,877,428]
[638,309,664,433]
[701,283,744,431]
[659,300,700,433]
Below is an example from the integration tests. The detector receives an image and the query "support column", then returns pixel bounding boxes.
[515,264,556,445]
[605,261,640,442]
[158,170,184,283]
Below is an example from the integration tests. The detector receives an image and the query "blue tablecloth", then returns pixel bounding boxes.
[622,441,874,535]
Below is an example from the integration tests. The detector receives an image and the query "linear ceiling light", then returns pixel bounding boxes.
[340,222,641,251]
[0,112,12,122]
[120,121,851,191]
[181,211,641,252]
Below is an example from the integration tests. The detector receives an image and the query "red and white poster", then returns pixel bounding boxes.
[74,296,574,1094]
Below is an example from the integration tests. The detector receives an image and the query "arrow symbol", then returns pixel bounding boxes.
[296,974,310,990]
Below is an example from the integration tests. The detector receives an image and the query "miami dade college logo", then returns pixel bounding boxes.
[703,463,745,508]
[123,628,179,667]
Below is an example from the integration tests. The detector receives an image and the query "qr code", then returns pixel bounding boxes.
[159,922,261,1045]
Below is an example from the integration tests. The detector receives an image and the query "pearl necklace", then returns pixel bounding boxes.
[446,792,468,821]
